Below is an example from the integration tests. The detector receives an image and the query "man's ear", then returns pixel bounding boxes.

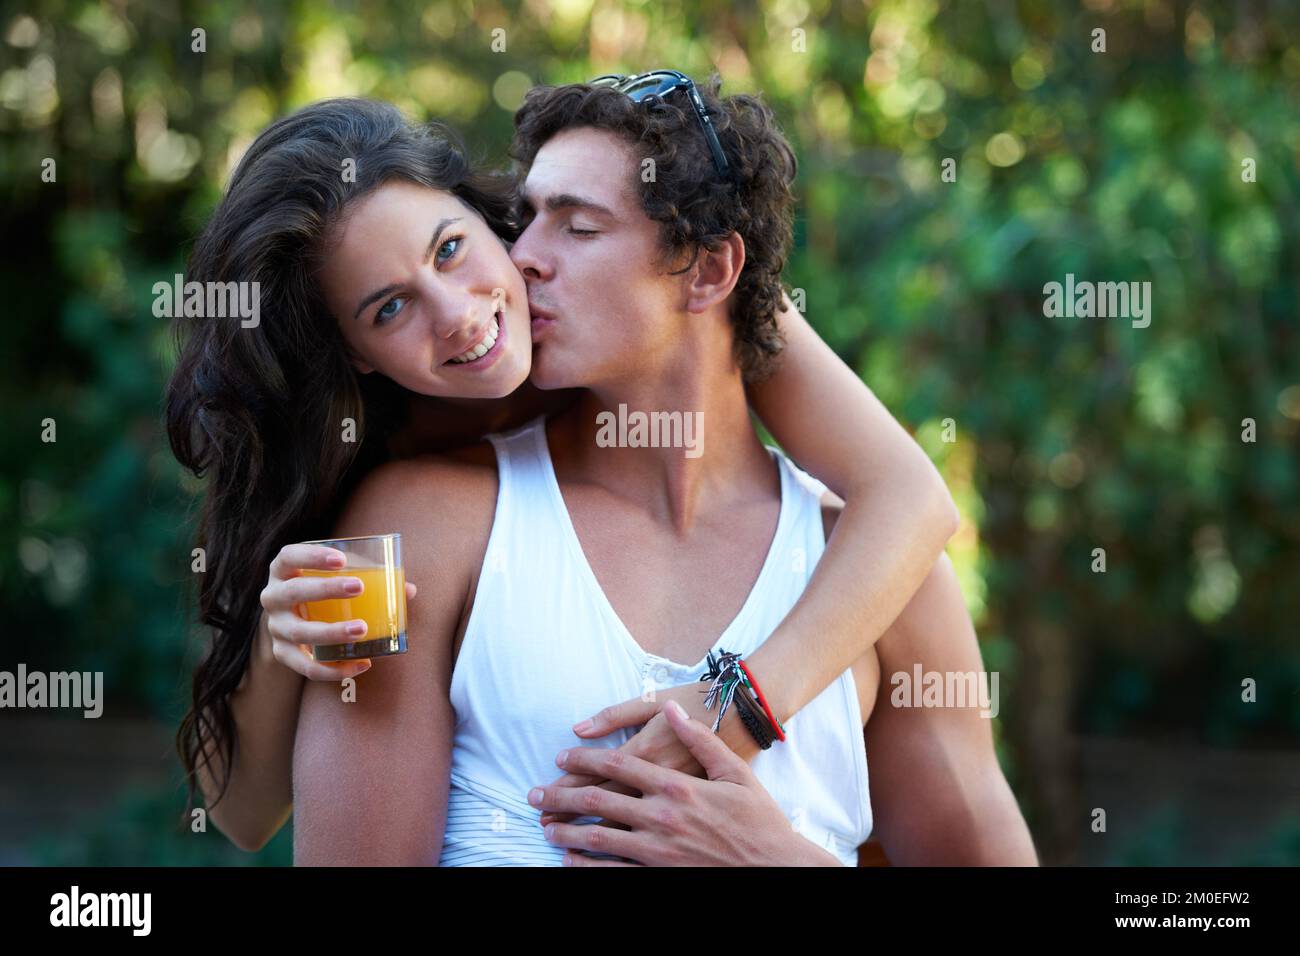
[684,232,745,315]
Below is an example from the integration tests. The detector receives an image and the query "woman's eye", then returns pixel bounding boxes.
[568,227,598,237]
[436,236,463,262]
[375,297,405,326]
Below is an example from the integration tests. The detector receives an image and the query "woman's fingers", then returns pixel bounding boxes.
[270,641,370,681]
[272,616,368,646]
[269,544,346,578]
[261,544,411,680]
[300,657,372,682]
[267,574,364,608]
[270,575,410,608]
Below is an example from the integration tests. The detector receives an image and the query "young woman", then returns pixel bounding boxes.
[165,97,958,854]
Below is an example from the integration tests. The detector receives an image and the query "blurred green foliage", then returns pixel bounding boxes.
[2,0,1297,865]
[28,787,292,866]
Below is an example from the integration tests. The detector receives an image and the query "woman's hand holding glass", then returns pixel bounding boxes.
[258,543,418,681]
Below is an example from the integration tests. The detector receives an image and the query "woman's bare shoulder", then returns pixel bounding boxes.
[355,447,495,502]
[337,450,497,566]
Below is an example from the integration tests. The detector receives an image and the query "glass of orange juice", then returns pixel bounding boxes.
[297,533,407,662]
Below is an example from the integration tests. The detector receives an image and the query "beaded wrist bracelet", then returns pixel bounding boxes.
[698,649,786,746]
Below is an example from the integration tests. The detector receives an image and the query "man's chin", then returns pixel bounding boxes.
[529,373,576,392]
[527,352,583,391]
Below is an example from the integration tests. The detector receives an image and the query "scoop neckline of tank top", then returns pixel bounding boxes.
[534,416,793,674]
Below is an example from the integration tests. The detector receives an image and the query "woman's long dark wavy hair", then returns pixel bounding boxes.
[165,98,520,821]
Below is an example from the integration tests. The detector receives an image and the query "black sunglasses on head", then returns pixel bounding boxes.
[589,70,733,182]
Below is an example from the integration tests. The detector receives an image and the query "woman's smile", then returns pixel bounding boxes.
[442,305,508,371]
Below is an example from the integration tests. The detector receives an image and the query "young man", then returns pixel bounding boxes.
[293,75,1035,865]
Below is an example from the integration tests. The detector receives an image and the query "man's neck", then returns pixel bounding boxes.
[549,354,776,532]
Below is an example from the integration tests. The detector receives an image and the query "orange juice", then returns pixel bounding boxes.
[298,566,406,660]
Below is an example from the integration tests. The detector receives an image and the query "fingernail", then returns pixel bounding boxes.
[562,853,573,866]
[666,700,687,720]
[344,579,363,594]
[527,787,543,806]
[572,719,593,734]
[327,553,346,568]
[355,663,371,675]
[555,750,568,768]
[544,824,556,841]
[347,621,366,635]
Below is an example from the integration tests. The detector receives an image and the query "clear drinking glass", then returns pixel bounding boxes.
[296,533,407,662]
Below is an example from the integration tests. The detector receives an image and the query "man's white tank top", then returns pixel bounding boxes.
[438,416,873,866]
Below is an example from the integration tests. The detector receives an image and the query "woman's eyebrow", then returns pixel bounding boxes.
[352,216,463,319]
[353,282,400,320]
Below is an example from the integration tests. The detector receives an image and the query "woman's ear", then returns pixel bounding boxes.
[344,345,375,375]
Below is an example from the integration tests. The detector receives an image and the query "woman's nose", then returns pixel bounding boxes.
[425,287,480,341]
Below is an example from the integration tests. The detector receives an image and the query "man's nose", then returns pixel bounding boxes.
[510,224,552,280]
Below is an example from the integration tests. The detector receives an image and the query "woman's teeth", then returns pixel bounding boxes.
[447,315,500,364]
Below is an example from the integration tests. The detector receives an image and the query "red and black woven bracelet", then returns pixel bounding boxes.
[732,686,775,749]
[698,649,787,745]
[737,659,786,743]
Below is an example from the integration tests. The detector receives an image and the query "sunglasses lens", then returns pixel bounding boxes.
[622,75,681,101]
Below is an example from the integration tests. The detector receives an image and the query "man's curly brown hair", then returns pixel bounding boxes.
[510,72,796,382]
